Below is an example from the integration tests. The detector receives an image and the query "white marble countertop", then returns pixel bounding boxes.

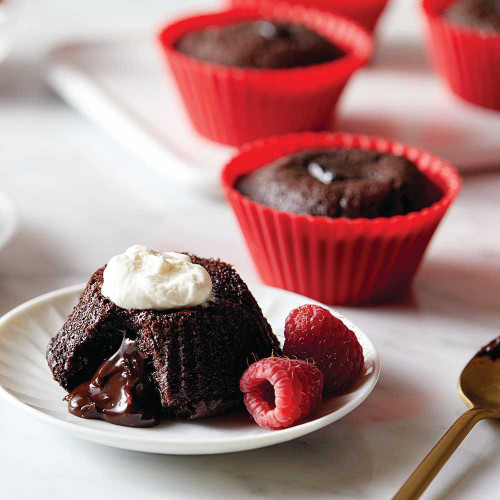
[1,0,500,498]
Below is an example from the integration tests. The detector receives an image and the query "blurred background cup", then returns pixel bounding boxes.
[158,4,373,146]
[422,0,500,111]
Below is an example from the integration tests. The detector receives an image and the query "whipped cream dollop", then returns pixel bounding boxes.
[101,245,212,310]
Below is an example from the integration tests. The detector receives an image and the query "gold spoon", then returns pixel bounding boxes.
[393,337,500,500]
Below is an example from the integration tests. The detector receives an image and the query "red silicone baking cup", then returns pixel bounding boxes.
[221,133,461,305]
[228,0,389,32]
[423,0,500,111]
[158,7,373,146]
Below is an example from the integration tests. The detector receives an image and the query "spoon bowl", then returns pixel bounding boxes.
[394,336,500,500]
[460,338,500,411]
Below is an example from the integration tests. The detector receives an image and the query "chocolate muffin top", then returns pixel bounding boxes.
[175,20,344,69]
[236,148,443,219]
[444,0,500,32]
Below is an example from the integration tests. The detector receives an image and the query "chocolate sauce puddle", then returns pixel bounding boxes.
[65,337,161,427]
[476,336,500,361]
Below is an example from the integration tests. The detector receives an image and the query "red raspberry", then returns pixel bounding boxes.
[283,304,364,395]
[240,357,323,430]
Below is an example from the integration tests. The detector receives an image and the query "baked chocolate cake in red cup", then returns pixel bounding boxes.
[228,0,389,32]
[422,0,500,111]
[158,6,372,146]
[221,133,461,305]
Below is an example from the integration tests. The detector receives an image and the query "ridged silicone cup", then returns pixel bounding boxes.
[228,0,389,32]
[221,133,461,305]
[422,0,500,111]
[158,7,373,146]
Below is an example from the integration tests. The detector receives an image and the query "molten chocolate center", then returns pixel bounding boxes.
[65,337,161,427]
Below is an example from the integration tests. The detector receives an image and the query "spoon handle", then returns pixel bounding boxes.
[393,408,491,500]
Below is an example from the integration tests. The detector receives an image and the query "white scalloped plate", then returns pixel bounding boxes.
[0,284,379,455]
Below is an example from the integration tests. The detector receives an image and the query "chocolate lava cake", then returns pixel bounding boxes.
[445,0,500,32]
[236,148,443,219]
[175,20,344,69]
[47,256,280,421]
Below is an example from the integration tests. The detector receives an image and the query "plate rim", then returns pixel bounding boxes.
[0,283,380,455]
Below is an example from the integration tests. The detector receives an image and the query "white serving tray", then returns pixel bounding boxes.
[45,1,500,195]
